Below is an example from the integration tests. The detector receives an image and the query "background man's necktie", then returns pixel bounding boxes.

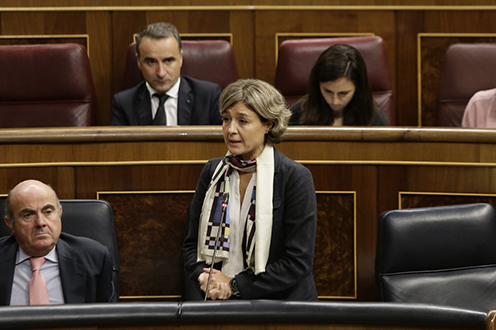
[29,257,49,305]
[153,93,169,125]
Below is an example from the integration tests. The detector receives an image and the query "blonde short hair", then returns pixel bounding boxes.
[220,79,291,145]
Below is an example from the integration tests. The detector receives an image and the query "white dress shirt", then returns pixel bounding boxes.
[221,171,256,277]
[10,246,65,305]
[145,77,181,126]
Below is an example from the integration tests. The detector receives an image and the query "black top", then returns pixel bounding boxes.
[289,101,389,126]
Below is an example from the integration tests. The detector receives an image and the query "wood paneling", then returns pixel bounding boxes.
[87,11,112,126]
[0,167,75,199]
[75,165,204,198]
[396,10,423,126]
[99,192,193,298]
[400,192,496,209]
[3,127,496,300]
[314,193,356,298]
[6,0,496,5]
[2,6,496,125]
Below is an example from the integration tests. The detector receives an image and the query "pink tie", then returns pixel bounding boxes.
[29,257,49,305]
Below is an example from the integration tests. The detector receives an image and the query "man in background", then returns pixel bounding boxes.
[0,179,116,305]
[111,22,223,126]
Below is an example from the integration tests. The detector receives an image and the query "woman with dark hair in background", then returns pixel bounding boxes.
[290,44,388,126]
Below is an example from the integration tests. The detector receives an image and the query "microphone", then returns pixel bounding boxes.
[204,192,229,301]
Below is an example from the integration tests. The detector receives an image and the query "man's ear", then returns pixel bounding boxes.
[59,205,63,218]
[4,216,14,233]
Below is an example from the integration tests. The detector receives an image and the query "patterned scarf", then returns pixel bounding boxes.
[197,145,274,274]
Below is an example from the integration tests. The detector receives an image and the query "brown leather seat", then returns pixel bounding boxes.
[438,43,496,127]
[121,40,239,91]
[0,43,96,128]
[275,36,395,125]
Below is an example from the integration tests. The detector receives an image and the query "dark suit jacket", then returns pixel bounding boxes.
[0,232,116,305]
[182,147,318,300]
[289,101,389,126]
[111,75,223,126]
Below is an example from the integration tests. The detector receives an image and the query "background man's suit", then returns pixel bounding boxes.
[111,75,223,126]
[0,232,116,305]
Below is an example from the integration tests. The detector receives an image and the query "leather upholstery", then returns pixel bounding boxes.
[121,40,239,91]
[439,43,496,127]
[0,43,96,128]
[0,199,119,296]
[376,203,496,312]
[0,301,486,329]
[274,36,395,125]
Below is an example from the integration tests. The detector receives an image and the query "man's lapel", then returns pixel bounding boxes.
[0,236,17,305]
[57,238,87,303]
[177,77,193,125]
[135,82,154,125]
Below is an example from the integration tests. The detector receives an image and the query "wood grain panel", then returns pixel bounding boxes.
[77,165,203,299]
[279,140,483,163]
[111,11,147,95]
[230,11,255,79]
[99,192,193,299]
[415,166,496,193]
[351,165,379,300]
[400,192,496,209]
[1,12,45,34]
[0,36,88,48]
[314,193,355,298]
[378,165,496,211]
[396,10,424,126]
[0,167,75,198]
[45,12,86,34]
[87,12,112,126]
[378,166,407,215]
[75,165,205,199]
[0,141,226,164]
[306,164,378,300]
[6,0,496,5]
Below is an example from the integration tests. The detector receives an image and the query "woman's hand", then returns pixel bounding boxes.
[198,268,233,300]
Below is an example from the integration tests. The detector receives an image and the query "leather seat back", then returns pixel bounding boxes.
[376,203,496,312]
[275,36,395,125]
[0,43,96,128]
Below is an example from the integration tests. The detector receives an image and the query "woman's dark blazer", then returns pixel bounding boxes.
[182,147,318,301]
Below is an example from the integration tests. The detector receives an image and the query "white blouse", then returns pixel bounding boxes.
[221,170,256,277]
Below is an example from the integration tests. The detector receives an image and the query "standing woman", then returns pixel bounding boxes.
[290,44,388,126]
[182,79,318,300]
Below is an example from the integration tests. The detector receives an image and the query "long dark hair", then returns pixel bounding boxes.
[300,44,374,125]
